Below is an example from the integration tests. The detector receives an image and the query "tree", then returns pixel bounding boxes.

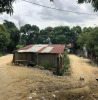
[77,27,93,49]
[77,33,88,49]
[49,26,72,44]
[20,24,40,45]
[40,27,52,44]
[86,27,98,56]
[77,27,98,60]
[20,24,32,45]
[0,0,15,14]
[78,0,98,11]
[3,20,20,52]
[0,24,10,52]
[82,27,93,34]
[71,26,82,50]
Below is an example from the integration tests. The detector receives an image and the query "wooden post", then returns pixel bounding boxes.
[37,53,38,65]
[57,56,60,73]
[26,53,27,65]
[60,56,62,69]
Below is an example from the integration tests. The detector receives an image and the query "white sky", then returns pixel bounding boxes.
[0,0,98,29]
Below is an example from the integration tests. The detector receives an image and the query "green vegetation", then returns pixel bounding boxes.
[78,0,98,11]
[53,51,70,76]
[16,45,24,49]
[0,20,97,64]
[77,27,98,60]
[0,24,10,52]
[58,56,70,76]
[20,24,40,45]
[4,20,20,52]
[41,60,50,70]
[0,52,7,57]
[62,50,68,58]
[65,56,70,65]
[0,0,15,14]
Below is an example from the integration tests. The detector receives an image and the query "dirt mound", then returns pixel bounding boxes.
[28,86,95,100]
[55,86,93,100]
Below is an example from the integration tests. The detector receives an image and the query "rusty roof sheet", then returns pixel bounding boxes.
[16,44,65,54]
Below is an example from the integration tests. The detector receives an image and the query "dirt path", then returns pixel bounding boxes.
[0,55,13,90]
[0,54,98,100]
[68,54,98,82]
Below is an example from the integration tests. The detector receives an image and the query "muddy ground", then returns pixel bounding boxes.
[0,54,98,100]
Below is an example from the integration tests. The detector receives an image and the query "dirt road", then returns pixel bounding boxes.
[69,54,98,82]
[0,54,98,100]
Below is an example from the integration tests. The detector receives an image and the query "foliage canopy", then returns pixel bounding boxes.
[0,24,10,52]
[78,0,98,11]
[0,0,15,14]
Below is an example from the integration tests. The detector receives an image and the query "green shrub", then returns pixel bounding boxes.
[66,56,70,65]
[59,69,65,76]
[62,50,68,58]
[53,70,57,75]
[65,64,70,70]
[41,60,50,70]
[64,50,68,55]
[16,45,24,49]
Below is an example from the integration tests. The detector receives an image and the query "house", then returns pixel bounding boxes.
[66,43,73,53]
[13,44,65,71]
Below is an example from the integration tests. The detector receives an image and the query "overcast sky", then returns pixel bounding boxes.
[0,0,98,29]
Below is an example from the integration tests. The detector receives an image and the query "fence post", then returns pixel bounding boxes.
[57,56,60,73]
[60,56,62,69]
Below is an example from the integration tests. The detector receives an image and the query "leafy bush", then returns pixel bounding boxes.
[65,56,70,65]
[59,69,65,76]
[62,50,67,58]
[16,45,24,49]
[41,60,50,70]
[64,50,68,55]
[53,70,57,75]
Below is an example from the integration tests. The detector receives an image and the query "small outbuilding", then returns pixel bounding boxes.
[13,44,65,71]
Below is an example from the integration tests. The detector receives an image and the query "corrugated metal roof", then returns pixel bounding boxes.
[67,44,72,47]
[16,44,65,54]
[41,47,54,53]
